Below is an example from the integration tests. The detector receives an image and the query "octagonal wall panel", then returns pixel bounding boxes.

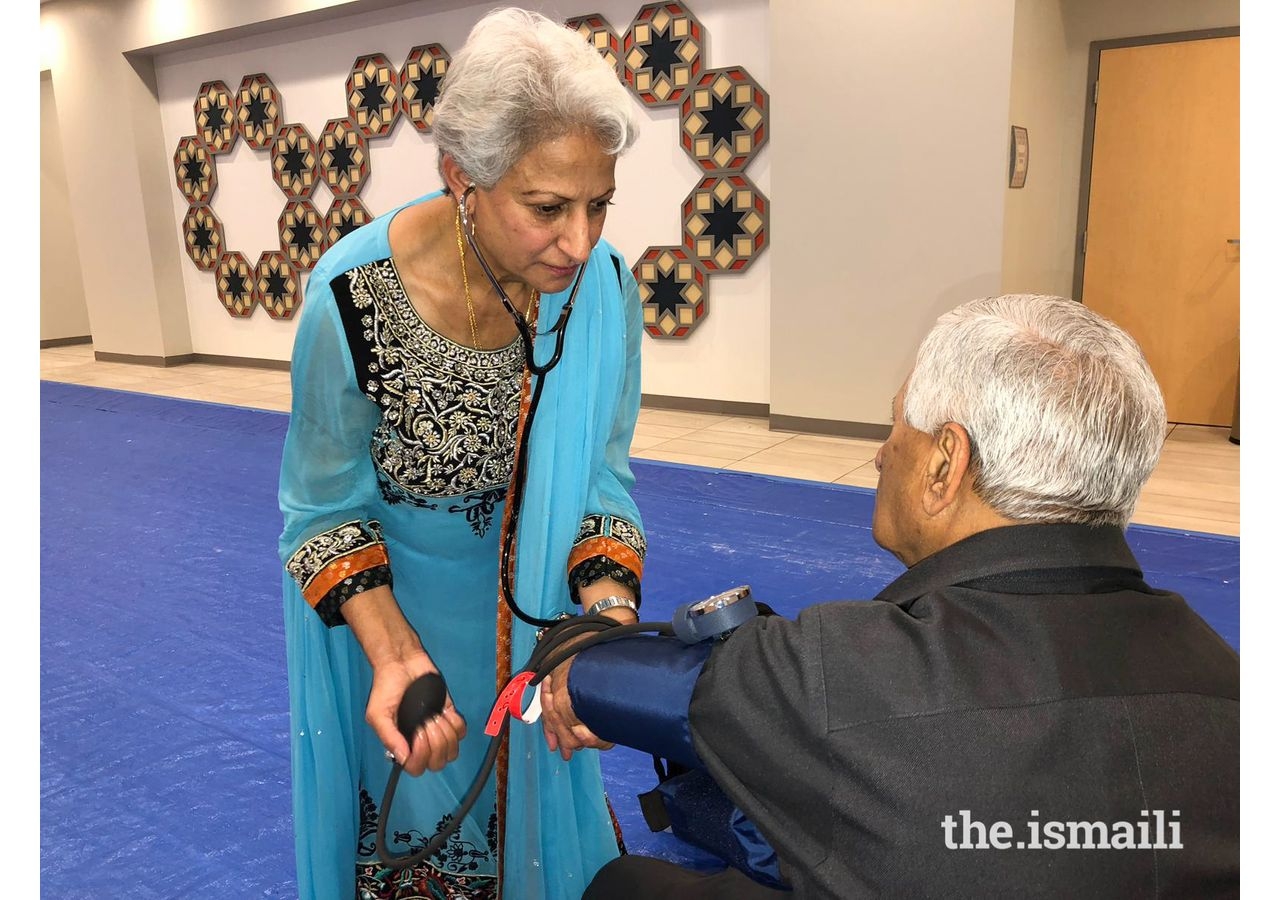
[680,67,769,174]
[566,15,622,80]
[173,135,216,204]
[347,53,400,138]
[634,245,710,339]
[325,196,373,248]
[215,250,256,317]
[271,123,321,200]
[182,205,224,271]
[254,251,301,320]
[236,74,283,150]
[279,199,326,272]
[622,2,704,107]
[682,174,769,273]
[319,117,370,198]
[194,81,238,155]
[399,44,450,133]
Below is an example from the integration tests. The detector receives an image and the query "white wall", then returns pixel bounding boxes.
[41,70,91,342]
[769,0,1017,429]
[151,0,771,401]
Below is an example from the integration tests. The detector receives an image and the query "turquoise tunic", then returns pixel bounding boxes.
[278,191,646,899]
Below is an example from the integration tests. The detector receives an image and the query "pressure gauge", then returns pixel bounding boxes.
[672,585,757,644]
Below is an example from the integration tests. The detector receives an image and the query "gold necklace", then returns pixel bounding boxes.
[454,203,542,345]
[454,204,481,350]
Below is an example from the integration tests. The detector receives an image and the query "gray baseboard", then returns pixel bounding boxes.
[768,414,890,441]
[91,351,291,371]
[640,393,769,418]
[40,335,93,348]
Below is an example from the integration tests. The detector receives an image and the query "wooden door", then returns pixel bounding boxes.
[1081,36,1239,426]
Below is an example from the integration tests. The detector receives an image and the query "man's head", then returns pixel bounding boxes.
[872,294,1166,566]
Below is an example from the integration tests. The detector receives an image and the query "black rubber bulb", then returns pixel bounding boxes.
[396,672,448,746]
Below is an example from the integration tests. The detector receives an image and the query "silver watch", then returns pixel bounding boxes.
[585,595,638,617]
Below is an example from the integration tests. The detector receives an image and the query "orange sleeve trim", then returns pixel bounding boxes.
[301,544,390,608]
[567,536,643,581]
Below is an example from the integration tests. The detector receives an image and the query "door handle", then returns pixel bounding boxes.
[1227,238,1240,245]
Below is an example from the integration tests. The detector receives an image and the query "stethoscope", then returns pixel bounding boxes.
[456,184,585,629]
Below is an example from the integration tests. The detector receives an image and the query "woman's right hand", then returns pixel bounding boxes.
[367,652,468,776]
[342,585,469,777]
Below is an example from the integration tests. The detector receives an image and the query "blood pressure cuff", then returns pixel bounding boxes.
[569,634,712,770]
[568,633,786,890]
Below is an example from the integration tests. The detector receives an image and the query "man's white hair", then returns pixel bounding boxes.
[903,294,1166,527]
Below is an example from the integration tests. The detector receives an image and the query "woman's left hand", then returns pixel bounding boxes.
[539,644,614,761]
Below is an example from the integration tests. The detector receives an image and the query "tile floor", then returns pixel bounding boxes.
[39,343,1240,537]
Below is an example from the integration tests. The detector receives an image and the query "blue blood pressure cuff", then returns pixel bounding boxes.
[568,634,714,770]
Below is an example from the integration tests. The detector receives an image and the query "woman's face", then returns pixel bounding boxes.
[468,130,618,296]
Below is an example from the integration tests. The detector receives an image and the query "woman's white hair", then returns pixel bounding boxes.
[433,7,640,187]
[903,294,1166,527]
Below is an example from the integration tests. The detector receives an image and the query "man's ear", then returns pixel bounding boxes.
[922,422,973,516]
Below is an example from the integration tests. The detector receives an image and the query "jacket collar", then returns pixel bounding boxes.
[874,523,1142,607]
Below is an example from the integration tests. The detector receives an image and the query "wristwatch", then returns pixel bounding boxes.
[586,595,639,617]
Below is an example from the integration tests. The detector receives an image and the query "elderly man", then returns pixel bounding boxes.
[568,295,1239,898]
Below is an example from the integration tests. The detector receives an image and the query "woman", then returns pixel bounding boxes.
[277,9,647,898]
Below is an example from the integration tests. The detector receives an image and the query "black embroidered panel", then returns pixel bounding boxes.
[331,258,525,508]
[313,563,392,627]
[569,557,643,607]
[357,786,497,891]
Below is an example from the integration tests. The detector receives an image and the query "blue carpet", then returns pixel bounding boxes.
[39,382,1239,897]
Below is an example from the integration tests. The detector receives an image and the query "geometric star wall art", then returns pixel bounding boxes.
[567,15,623,77]
[271,124,320,199]
[622,2,704,106]
[173,136,216,204]
[215,250,256,317]
[633,245,710,338]
[182,205,224,271]
[254,251,300,320]
[400,44,450,132]
[680,66,768,173]
[319,117,370,198]
[347,53,400,138]
[236,74,283,150]
[195,81,237,155]
[279,200,326,272]
[173,3,769,335]
[682,174,769,273]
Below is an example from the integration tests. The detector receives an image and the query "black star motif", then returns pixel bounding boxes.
[647,269,687,319]
[701,198,745,251]
[326,139,357,176]
[410,65,442,110]
[357,83,386,118]
[243,94,270,128]
[224,268,248,299]
[640,24,683,79]
[280,144,309,180]
[699,95,744,147]
[264,269,291,301]
[334,213,363,240]
[182,156,205,187]
[190,220,215,251]
[287,221,318,256]
[203,101,228,133]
